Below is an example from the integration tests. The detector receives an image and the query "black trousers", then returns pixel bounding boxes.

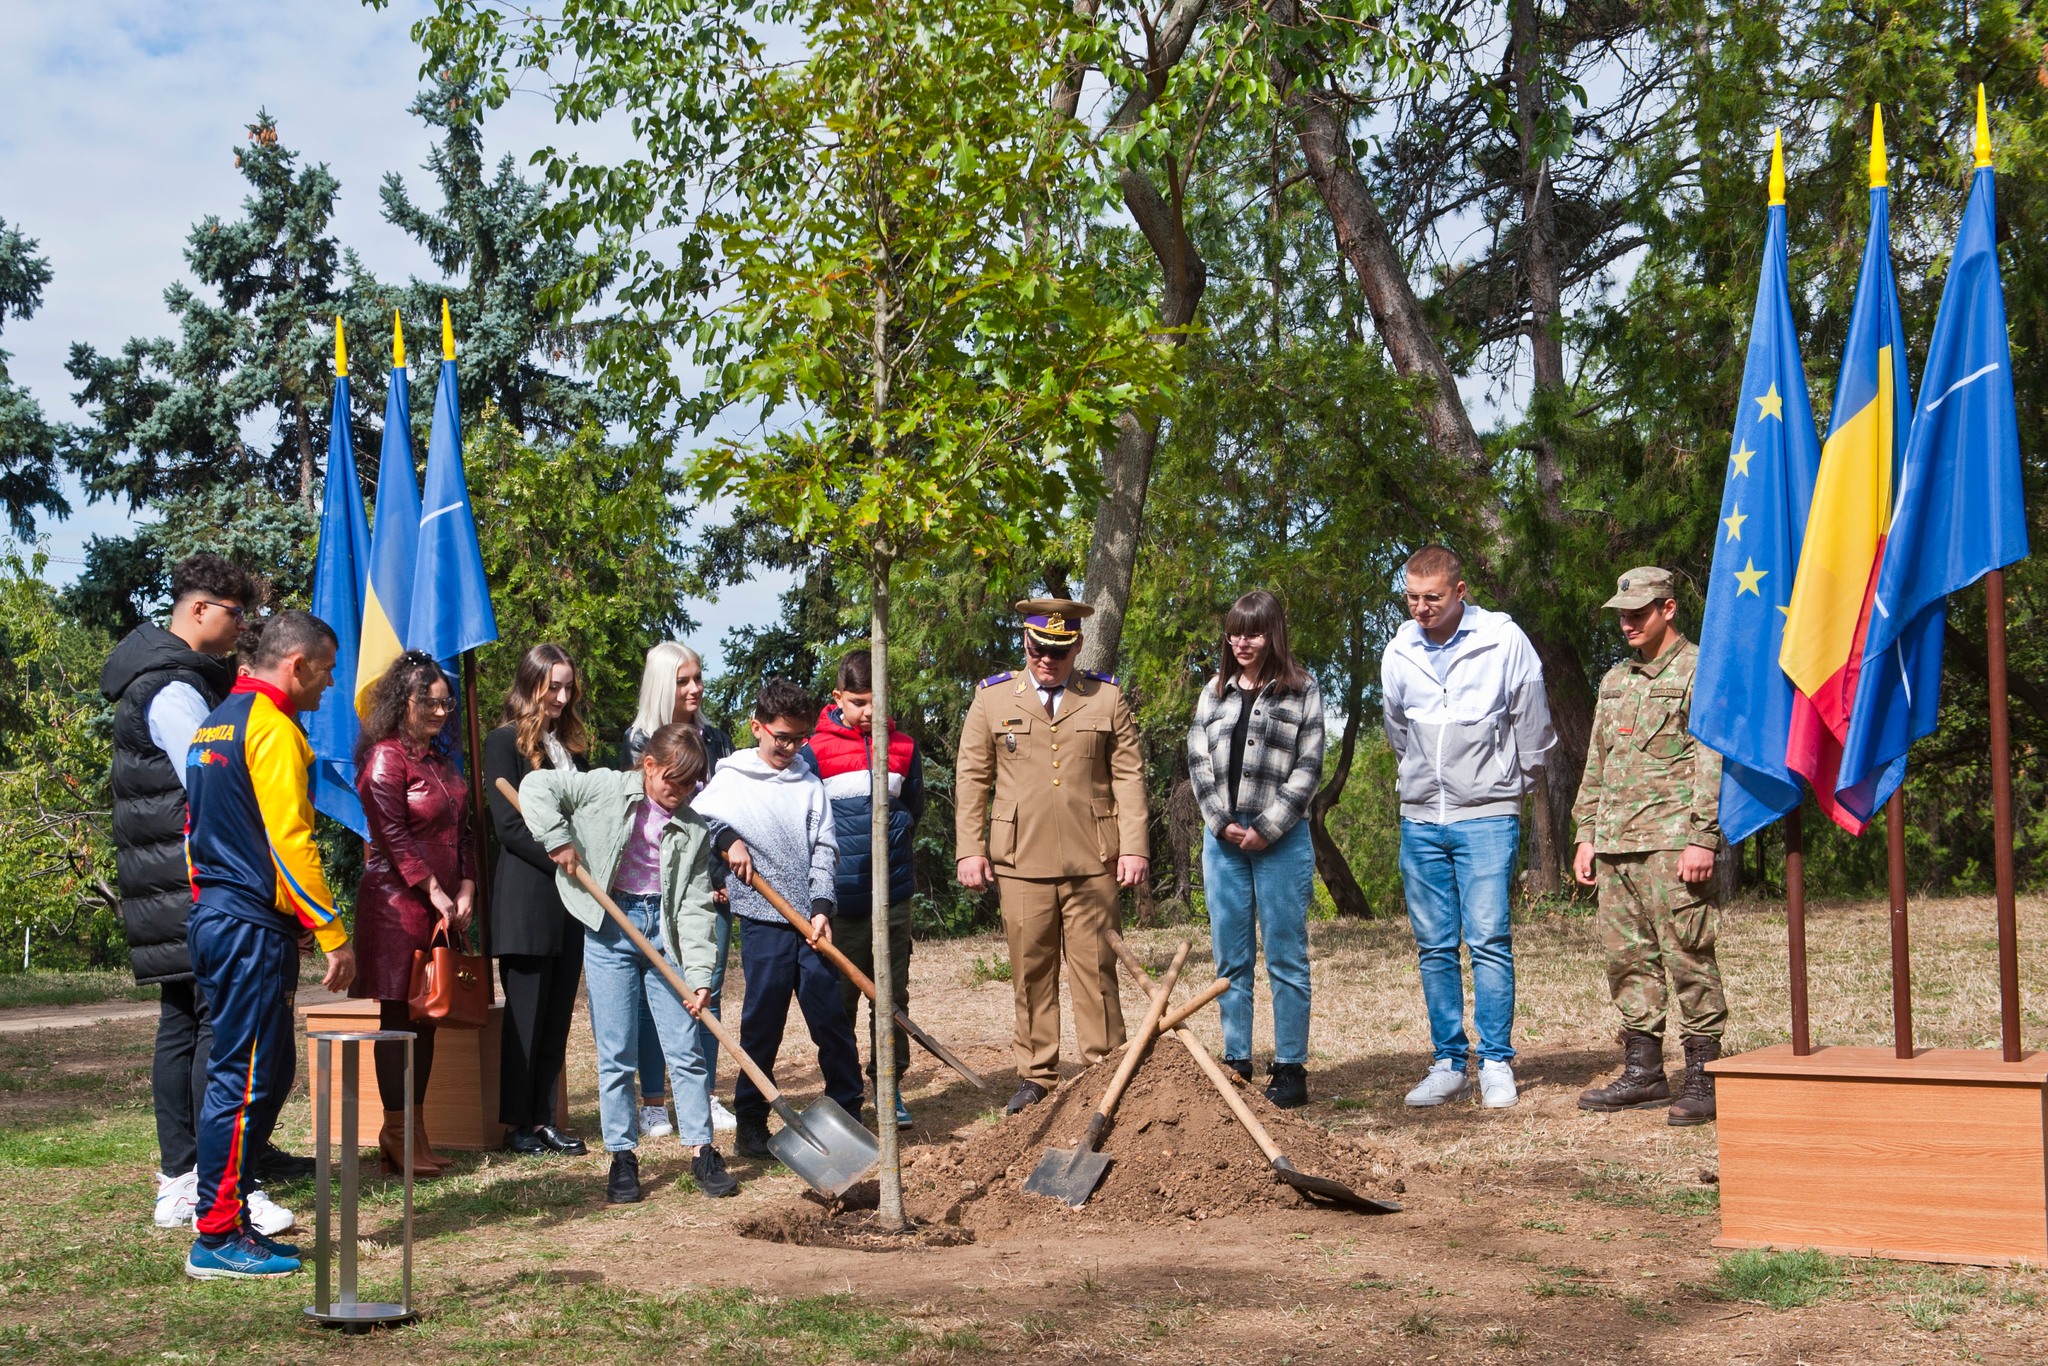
[734,917,863,1125]
[152,979,212,1178]
[498,931,584,1128]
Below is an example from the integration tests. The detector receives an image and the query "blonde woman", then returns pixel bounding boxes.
[619,642,736,1135]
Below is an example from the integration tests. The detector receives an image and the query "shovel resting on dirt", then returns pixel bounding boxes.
[495,778,879,1197]
[1108,932,1400,1215]
[736,866,991,1092]
[1023,940,1195,1208]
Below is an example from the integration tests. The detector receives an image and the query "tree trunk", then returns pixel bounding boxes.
[1308,609,1376,918]
[869,548,903,1230]
[296,395,316,511]
[1510,0,1565,503]
[1075,0,1211,676]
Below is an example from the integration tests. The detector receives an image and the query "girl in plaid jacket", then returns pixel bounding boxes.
[1186,590,1325,1108]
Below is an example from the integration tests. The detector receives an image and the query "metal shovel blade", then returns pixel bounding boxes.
[1023,1142,1113,1208]
[765,1096,879,1198]
[1271,1155,1402,1214]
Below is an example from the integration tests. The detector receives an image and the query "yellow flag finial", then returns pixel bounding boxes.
[334,317,347,378]
[393,310,406,369]
[1870,104,1887,189]
[440,299,455,361]
[1975,84,1992,169]
[1769,129,1786,206]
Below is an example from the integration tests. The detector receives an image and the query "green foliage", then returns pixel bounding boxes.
[0,547,121,970]
[463,415,699,747]
[1711,1248,1843,1310]
[61,487,316,636]
[0,216,67,538]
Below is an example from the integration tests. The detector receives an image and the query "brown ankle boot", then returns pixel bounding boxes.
[379,1111,441,1177]
[1667,1036,1720,1126]
[1578,1031,1671,1111]
[411,1111,451,1171]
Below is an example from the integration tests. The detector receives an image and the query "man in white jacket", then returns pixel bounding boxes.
[1381,546,1556,1109]
[692,680,862,1161]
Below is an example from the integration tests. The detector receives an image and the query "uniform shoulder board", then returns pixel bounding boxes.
[1082,670,1119,686]
[978,671,1015,689]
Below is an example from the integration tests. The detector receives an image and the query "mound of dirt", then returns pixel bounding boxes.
[900,1042,1403,1234]
[736,1190,977,1252]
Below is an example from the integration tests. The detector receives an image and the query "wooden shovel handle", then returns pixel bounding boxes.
[743,864,881,1000]
[1108,932,1284,1164]
[1161,976,1230,1033]
[494,776,783,1104]
[1093,940,1189,1121]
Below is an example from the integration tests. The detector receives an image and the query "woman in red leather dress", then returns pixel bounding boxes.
[352,651,477,1177]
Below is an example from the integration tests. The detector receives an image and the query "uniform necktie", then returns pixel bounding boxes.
[1038,684,1063,717]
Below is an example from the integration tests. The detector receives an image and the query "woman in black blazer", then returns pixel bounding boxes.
[486,643,594,1155]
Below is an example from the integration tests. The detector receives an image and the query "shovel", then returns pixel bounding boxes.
[736,866,991,1092]
[496,778,878,1197]
[1109,932,1400,1215]
[1023,940,1192,1207]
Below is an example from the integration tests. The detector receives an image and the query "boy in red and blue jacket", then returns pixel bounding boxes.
[182,612,356,1281]
[799,648,925,1129]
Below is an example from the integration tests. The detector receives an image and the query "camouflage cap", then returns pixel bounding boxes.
[1602,566,1677,610]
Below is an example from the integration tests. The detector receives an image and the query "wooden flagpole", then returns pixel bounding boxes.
[1886,789,1912,1058]
[1987,567,2023,1060]
[462,649,493,997]
[1786,808,1811,1055]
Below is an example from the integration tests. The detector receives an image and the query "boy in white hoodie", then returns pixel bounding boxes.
[692,681,863,1159]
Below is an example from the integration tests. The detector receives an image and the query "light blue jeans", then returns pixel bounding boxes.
[1202,812,1315,1065]
[1399,815,1519,1067]
[584,893,713,1151]
[639,904,734,1099]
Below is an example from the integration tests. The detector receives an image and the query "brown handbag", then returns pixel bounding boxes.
[408,922,488,1029]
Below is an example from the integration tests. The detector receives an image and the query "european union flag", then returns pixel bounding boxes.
[1838,101,2029,820]
[306,320,371,836]
[407,300,497,664]
[1690,135,1822,844]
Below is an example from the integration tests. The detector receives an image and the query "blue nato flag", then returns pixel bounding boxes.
[355,313,422,716]
[406,301,498,665]
[307,320,372,836]
[1690,136,1822,845]
[1838,107,2029,821]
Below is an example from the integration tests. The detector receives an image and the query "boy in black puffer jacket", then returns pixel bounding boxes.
[800,649,925,1130]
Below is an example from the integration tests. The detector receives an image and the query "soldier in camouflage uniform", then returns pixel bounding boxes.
[1571,567,1726,1126]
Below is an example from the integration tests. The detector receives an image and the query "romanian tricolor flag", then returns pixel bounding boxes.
[1780,107,1914,835]
[355,311,423,716]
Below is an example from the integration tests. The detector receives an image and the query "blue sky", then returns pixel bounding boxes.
[0,0,784,673]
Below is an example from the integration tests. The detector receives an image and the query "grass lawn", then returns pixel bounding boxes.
[3,892,2046,1363]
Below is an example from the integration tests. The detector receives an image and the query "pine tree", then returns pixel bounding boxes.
[0,217,68,538]
[379,76,596,436]
[65,112,373,510]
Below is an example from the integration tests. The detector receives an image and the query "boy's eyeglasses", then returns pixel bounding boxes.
[763,730,812,750]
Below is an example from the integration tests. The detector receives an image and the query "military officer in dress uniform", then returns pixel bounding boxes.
[955,599,1151,1113]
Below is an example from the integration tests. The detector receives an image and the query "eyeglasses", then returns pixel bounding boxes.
[762,729,812,750]
[1404,592,1450,606]
[197,600,247,620]
[419,697,456,714]
[1025,641,1073,661]
[1226,632,1267,644]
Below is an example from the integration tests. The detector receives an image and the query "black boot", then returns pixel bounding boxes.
[1264,1063,1308,1109]
[735,1117,775,1161]
[1667,1036,1720,1127]
[1577,1031,1671,1111]
[1222,1058,1253,1083]
[605,1150,643,1204]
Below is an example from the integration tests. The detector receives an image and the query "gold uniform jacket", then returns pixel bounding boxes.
[954,670,1151,878]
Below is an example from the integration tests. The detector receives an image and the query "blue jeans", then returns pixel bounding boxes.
[1202,813,1314,1066]
[1399,816,1519,1067]
[583,894,714,1151]
[642,905,735,1100]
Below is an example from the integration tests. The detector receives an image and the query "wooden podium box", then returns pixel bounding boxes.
[301,998,567,1152]
[1709,1045,2048,1265]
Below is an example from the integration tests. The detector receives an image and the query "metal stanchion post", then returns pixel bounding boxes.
[306,1028,418,1331]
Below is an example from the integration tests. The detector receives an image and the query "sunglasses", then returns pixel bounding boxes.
[1025,641,1073,661]
[197,599,247,620]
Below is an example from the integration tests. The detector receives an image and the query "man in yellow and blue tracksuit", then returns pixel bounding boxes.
[182,611,356,1280]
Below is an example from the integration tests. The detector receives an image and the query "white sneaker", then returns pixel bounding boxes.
[244,1189,296,1236]
[640,1104,675,1140]
[1404,1059,1472,1107]
[1478,1059,1519,1109]
[709,1097,737,1133]
[154,1170,198,1229]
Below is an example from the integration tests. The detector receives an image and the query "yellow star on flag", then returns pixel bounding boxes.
[1729,441,1755,477]
[1755,383,1784,421]
[1734,558,1767,596]
[1723,504,1747,541]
